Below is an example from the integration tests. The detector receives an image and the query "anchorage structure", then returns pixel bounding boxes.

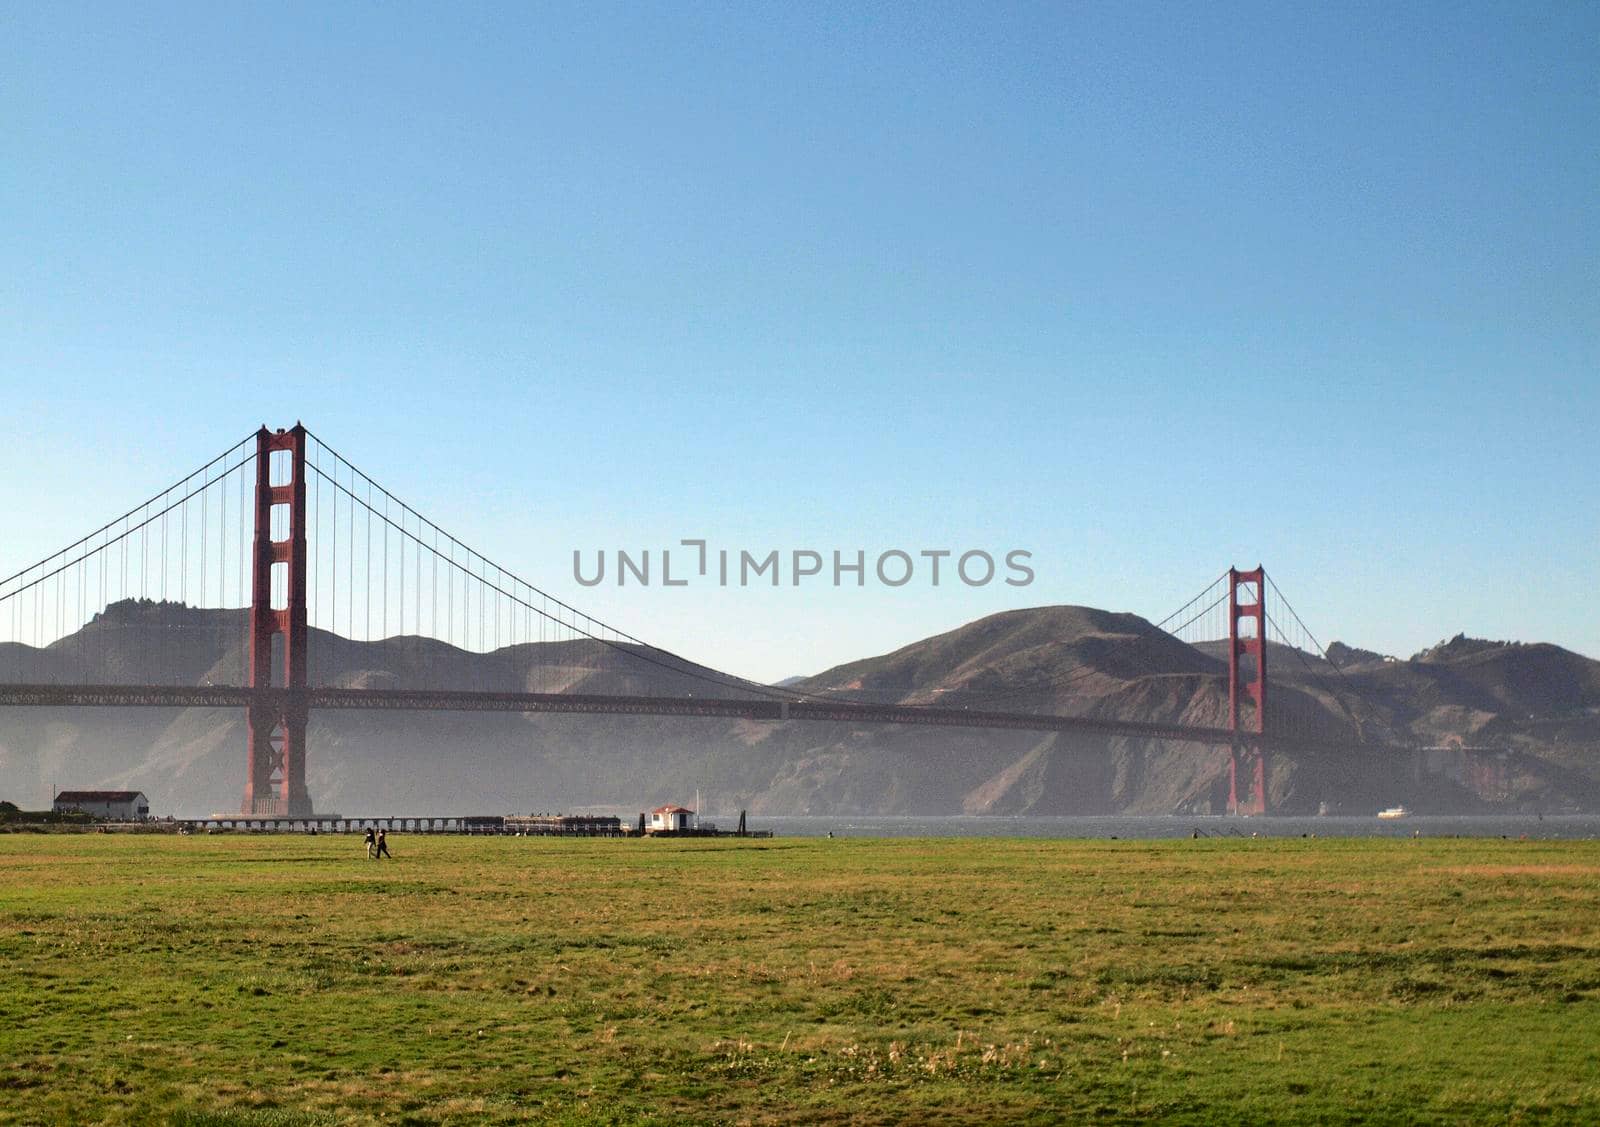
[244,425,312,816]
[1227,565,1268,815]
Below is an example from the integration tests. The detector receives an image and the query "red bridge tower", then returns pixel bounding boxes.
[242,425,313,817]
[1228,565,1268,816]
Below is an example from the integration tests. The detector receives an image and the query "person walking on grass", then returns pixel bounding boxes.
[376,828,391,859]
[364,826,377,859]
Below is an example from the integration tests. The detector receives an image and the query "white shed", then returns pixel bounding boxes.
[53,790,150,820]
[650,805,695,832]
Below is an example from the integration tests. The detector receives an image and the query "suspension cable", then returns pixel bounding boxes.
[0,452,258,608]
[0,434,255,593]
[304,461,800,702]
[1264,572,1387,724]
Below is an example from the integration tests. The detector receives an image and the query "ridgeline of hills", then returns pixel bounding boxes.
[2,599,1597,817]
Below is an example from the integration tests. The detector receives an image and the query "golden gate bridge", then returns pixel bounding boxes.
[0,425,1407,817]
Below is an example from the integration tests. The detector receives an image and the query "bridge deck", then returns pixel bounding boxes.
[0,683,1401,756]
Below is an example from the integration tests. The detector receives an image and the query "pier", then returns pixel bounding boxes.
[180,814,620,835]
[176,813,770,837]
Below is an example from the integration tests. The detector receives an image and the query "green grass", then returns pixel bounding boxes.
[2,834,1598,1124]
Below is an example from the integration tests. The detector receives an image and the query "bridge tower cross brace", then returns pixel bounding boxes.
[1227,565,1268,816]
[242,425,312,817]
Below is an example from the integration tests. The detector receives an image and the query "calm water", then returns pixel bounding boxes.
[717,814,1600,840]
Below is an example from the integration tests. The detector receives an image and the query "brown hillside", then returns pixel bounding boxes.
[1,604,1595,816]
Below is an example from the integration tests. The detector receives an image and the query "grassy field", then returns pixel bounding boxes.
[1,833,1598,1125]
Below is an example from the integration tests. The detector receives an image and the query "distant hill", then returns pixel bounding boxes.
[1326,641,1392,669]
[1,600,1595,817]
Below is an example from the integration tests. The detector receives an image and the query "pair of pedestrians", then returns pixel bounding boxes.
[362,826,392,859]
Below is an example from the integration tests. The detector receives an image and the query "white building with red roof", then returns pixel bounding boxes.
[650,804,695,832]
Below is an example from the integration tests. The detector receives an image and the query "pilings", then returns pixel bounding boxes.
[177,815,629,835]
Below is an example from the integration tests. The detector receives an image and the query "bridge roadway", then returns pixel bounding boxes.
[0,683,1403,758]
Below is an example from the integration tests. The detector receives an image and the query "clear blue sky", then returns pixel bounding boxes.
[3,2,1596,681]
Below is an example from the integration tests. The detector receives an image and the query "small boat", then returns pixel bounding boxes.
[1377,805,1409,819]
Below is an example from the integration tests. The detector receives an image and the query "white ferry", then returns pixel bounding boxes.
[1376,805,1409,819]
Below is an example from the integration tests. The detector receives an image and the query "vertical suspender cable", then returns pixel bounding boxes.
[398,501,405,641]
[330,445,338,685]
[312,443,319,686]
[381,493,388,644]
[347,458,354,666]
[240,462,247,674]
